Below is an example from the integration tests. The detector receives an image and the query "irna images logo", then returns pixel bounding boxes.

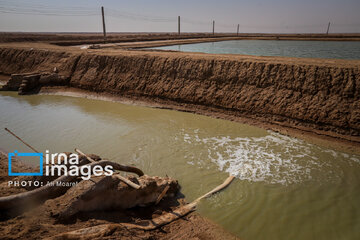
[8,150,114,180]
[8,150,43,176]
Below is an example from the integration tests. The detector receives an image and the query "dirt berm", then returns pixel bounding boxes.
[0,47,359,145]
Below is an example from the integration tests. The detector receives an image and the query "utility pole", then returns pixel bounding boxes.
[101,6,106,42]
[326,22,330,35]
[178,16,180,35]
[237,24,239,36]
[212,20,215,35]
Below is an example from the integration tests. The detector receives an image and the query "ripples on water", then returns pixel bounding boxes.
[180,130,360,186]
[1,92,360,240]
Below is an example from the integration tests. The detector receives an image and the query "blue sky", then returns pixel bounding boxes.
[0,0,359,33]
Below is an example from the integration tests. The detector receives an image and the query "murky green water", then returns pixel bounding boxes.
[0,92,359,240]
[149,40,360,59]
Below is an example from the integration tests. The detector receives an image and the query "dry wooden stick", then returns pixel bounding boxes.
[75,149,142,189]
[75,148,96,163]
[4,127,39,153]
[113,174,140,189]
[155,185,170,205]
[123,175,235,230]
[75,148,144,176]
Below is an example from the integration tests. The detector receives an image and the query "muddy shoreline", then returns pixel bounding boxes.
[3,83,359,153]
[36,86,360,155]
[1,44,359,152]
[0,152,239,239]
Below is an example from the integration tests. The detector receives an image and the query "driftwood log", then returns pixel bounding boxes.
[0,160,144,211]
[48,175,235,239]
[51,174,179,221]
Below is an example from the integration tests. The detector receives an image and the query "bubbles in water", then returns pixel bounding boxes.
[179,130,360,186]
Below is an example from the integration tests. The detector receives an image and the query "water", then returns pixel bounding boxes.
[149,40,360,59]
[0,91,360,240]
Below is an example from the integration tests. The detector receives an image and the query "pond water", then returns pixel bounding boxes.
[149,40,360,59]
[0,92,359,240]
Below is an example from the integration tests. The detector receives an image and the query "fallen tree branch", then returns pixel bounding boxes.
[4,127,40,153]
[74,148,144,177]
[75,149,142,189]
[194,175,235,203]
[49,175,235,239]
[155,185,170,205]
[113,174,140,189]
[75,148,96,163]
[106,160,144,177]
[123,175,235,230]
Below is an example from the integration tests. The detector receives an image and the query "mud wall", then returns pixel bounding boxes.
[0,48,359,139]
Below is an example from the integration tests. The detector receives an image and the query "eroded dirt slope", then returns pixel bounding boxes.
[0,47,359,143]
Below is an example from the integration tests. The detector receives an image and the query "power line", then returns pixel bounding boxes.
[0,2,359,31]
[0,6,98,16]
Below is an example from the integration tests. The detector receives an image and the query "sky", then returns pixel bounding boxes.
[0,0,359,33]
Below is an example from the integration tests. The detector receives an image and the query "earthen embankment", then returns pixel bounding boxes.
[1,47,359,144]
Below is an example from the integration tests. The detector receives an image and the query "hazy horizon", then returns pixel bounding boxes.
[0,0,360,34]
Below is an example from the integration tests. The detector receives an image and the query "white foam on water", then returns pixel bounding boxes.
[350,157,360,164]
[179,130,360,185]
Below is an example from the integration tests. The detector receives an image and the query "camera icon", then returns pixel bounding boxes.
[8,150,43,176]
